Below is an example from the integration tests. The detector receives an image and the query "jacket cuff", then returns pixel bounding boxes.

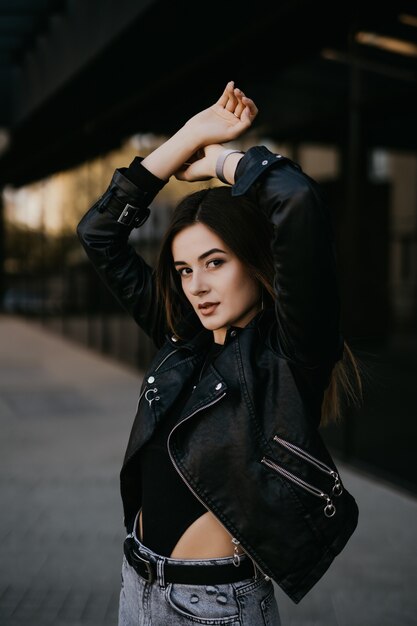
[96,159,166,228]
[123,156,167,193]
[232,146,300,197]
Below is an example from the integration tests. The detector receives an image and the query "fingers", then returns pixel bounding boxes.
[241,96,258,123]
[233,88,245,118]
[218,81,243,114]
[217,81,257,121]
[217,80,235,108]
[225,85,238,112]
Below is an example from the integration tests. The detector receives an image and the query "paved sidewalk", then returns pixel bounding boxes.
[0,315,415,626]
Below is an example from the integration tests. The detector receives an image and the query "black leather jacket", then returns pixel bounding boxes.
[77,146,359,603]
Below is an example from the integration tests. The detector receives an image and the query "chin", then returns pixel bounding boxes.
[199,320,218,330]
[198,317,224,332]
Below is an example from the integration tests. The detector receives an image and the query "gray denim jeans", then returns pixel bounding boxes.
[118,515,281,625]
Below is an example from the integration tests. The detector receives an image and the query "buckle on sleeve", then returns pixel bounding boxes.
[117,203,150,228]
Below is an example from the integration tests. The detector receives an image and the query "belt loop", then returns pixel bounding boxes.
[157,557,166,588]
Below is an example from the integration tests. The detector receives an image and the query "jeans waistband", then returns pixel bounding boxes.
[124,510,259,587]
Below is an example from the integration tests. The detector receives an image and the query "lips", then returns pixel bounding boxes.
[198,302,219,316]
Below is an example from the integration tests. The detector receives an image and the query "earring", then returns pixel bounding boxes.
[261,286,264,311]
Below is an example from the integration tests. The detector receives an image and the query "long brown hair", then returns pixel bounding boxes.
[155,186,363,425]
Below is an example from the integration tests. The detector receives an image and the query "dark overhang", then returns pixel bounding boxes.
[0,0,416,188]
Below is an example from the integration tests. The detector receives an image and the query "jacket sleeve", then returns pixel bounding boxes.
[76,159,168,348]
[233,145,343,367]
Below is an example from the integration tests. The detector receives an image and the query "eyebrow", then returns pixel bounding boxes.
[173,248,228,266]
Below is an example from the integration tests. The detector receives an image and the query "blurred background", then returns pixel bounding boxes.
[1,0,416,494]
[0,1,416,625]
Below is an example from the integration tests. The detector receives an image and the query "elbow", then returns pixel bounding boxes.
[290,178,321,213]
[76,219,85,245]
[76,210,94,249]
[288,177,329,233]
[76,209,87,241]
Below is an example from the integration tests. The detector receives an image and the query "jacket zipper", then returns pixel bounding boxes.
[261,456,336,518]
[273,435,343,497]
[167,393,271,580]
[125,348,181,530]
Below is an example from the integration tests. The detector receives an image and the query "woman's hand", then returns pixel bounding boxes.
[175,144,225,182]
[183,81,258,148]
[140,81,257,182]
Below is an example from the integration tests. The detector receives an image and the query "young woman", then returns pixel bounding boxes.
[77,82,361,625]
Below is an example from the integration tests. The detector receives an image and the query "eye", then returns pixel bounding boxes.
[206,259,224,269]
[177,267,192,277]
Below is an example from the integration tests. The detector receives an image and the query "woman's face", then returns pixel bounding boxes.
[172,222,261,345]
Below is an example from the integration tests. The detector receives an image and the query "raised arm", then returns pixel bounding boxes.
[76,164,168,347]
[76,82,258,347]
[139,80,257,180]
[177,140,342,367]
[235,147,342,367]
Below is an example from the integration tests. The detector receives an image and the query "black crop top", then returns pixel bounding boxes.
[139,340,224,556]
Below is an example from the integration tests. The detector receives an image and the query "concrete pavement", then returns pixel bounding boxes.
[0,315,415,626]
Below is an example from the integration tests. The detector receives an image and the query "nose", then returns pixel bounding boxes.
[188,269,209,296]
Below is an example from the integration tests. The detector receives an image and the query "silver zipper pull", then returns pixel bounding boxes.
[324,498,336,518]
[232,537,241,567]
[332,478,343,497]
